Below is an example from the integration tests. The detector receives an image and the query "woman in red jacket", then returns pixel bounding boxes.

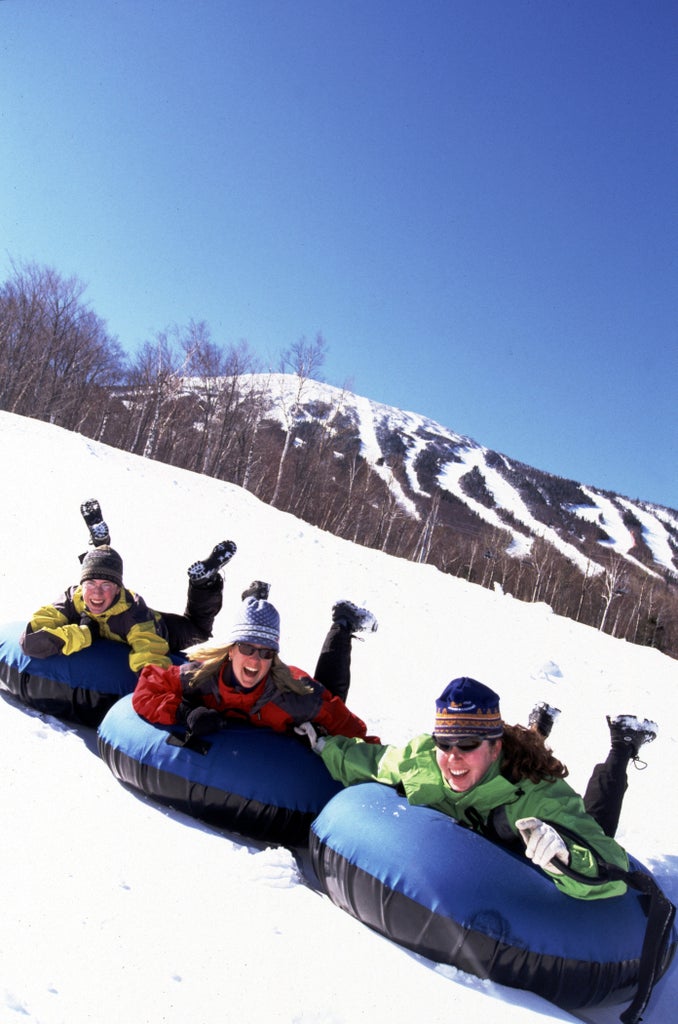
[132,590,379,743]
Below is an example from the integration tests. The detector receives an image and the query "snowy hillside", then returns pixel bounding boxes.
[0,409,676,1024]
[248,373,678,578]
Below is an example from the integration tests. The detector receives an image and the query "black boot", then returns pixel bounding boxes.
[241,580,271,601]
[607,714,657,766]
[80,499,111,547]
[188,540,237,587]
[331,600,378,634]
[528,701,561,739]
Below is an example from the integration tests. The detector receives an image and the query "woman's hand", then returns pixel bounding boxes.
[294,721,326,753]
[178,704,224,737]
[516,817,570,874]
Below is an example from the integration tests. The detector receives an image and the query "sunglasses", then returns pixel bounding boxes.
[432,735,484,753]
[235,642,276,661]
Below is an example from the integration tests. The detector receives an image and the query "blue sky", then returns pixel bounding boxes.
[2,0,676,508]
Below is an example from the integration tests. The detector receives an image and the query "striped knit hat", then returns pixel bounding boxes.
[80,546,124,588]
[226,597,281,652]
[434,677,503,740]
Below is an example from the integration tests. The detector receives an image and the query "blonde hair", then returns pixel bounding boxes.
[184,641,314,696]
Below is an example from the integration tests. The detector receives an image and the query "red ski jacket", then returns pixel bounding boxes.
[132,660,379,741]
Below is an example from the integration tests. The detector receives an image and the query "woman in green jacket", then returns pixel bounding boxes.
[298,676,631,901]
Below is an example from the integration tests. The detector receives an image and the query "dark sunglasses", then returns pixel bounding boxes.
[432,735,484,753]
[236,642,276,660]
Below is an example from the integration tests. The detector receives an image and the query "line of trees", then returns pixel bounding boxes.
[0,260,126,430]
[2,259,677,658]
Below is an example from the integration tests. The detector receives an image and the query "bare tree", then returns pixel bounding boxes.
[413,493,441,563]
[237,375,274,490]
[270,334,328,507]
[279,333,328,381]
[176,321,246,474]
[201,349,269,483]
[120,332,186,459]
[0,260,124,426]
[598,555,629,633]
[525,537,558,603]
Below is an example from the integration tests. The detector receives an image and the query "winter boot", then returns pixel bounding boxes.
[607,714,657,767]
[241,580,271,601]
[188,541,237,587]
[80,499,111,547]
[528,701,561,739]
[331,600,378,634]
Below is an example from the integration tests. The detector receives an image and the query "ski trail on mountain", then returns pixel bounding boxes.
[353,393,419,518]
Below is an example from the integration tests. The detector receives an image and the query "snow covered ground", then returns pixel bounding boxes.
[1,410,676,1024]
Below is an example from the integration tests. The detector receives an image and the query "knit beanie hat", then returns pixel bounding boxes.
[80,546,124,588]
[434,677,503,740]
[226,596,281,652]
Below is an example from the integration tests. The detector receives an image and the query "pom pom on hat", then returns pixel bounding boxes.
[434,677,503,740]
[226,597,280,652]
[80,546,124,588]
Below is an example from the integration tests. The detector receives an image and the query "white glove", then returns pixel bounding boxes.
[516,817,570,874]
[294,721,327,753]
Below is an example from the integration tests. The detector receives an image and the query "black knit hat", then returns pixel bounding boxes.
[80,546,124,588]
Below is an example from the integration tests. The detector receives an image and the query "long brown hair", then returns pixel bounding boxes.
[497,724,569,784]
[183,641,314,695]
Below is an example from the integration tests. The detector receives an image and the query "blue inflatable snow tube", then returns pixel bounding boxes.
[98,693,343,845]
[309,782,676,1011]
[0,620,158,727]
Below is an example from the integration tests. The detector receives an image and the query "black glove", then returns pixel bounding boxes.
[177,703,224,737]
[80,613,100,641]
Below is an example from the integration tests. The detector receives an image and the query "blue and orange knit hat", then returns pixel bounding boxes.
[434,677,503,740]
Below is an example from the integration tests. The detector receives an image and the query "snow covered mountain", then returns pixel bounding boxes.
[183,373,672,660]
[255,374,678,581]
[86,370,678,657]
